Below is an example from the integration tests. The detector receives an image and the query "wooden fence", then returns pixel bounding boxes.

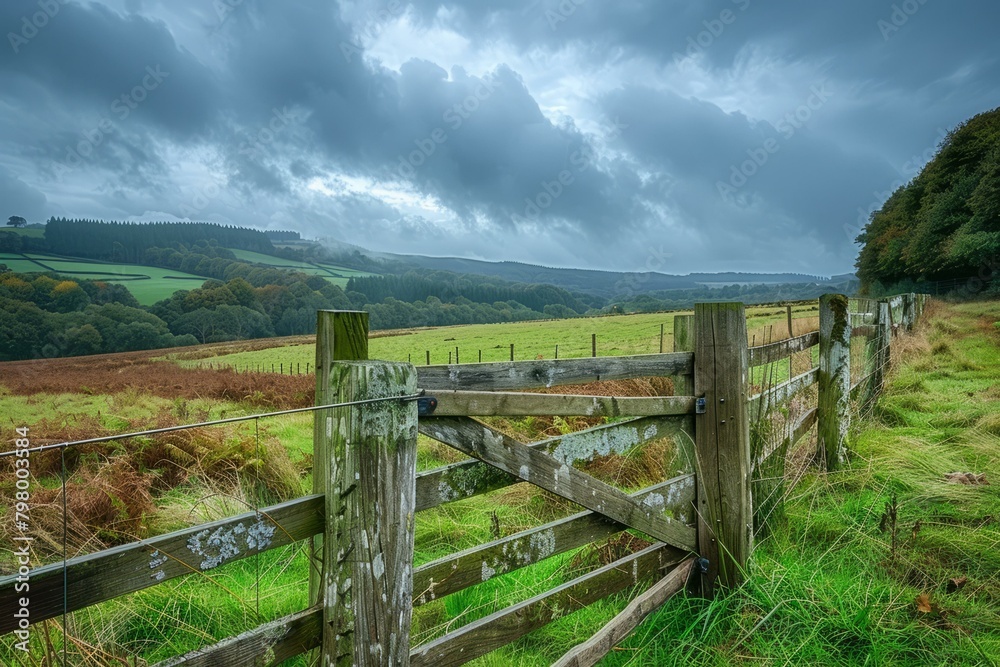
[0,294,927,666]
[196,303,818,374]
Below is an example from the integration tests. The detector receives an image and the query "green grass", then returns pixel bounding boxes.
[7,252,207,304]
[226,248,377,287]
[588,299,1000,666]
[7,299,994,665]
[0,227,44,237]
[0,543,312,665]
[2,247,378,305]
[180,302,820,373]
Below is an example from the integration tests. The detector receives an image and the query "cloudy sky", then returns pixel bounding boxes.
[1,0,996,275]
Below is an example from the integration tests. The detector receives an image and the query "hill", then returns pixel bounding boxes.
[856,107,1000,293]
[382,252,834,298]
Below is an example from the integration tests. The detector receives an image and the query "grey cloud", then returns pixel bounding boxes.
[0,0,996,277]
[1,1,218,140]
[601,84,898,268]
[0,167,48,221]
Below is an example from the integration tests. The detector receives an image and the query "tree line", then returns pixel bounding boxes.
[856,107,1000,295]
[347,272,597,317]
[44,218,274,263]
[0,218,872,361]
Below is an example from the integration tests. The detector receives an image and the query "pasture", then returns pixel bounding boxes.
[0,227,45,238]
[0,248,377,305]
[175,301,820,375]
[2,252,206,305]
[227,248,377,286]
[2,298,998,666]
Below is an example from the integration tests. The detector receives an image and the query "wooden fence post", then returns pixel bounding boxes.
[818,294,850,472]
[659,323,665,354]
[510,343,515,361]
[672,314,694,396]
[903,293,916,331]
[312,311,369,611]
[322,359,418,666]
[592,333,597,358]
[786,305,793,338]
[869,300,891,401]
[693,303,751,594]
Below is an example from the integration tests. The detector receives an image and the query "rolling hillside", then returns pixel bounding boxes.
[381,252,837,298]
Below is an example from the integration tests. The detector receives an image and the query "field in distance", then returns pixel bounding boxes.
[226,248,378,285]
[0,251,205,305]
[0,249,375,305]
[170,301,820,371]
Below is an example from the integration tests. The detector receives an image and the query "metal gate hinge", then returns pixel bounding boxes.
[417,396,438,416]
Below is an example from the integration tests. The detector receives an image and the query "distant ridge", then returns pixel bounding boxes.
[381,252,835,298]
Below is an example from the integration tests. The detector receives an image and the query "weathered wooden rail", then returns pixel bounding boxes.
[0,293,928,666]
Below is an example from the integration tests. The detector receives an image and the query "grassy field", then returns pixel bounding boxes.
[2,252,207,305]
[590,299,1000,666]
[176,302,820,375]
[0,227,45,238]
[227,248,377,287]
[2,299,996,665]
[0,247,377,305]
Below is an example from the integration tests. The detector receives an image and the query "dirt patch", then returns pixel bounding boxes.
[166,336,313,360]
[0,353,313,409]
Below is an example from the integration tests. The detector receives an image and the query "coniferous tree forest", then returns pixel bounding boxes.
[44,218,274,262]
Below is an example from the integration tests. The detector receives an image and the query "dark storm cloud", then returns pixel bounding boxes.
[215,2,632,238]
[600,85,898,257]
[0,0,996,274]
[0,1,217,139]
[371,61,630,235]
[0,167,47,219]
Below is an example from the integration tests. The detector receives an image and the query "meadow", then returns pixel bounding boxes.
[174,301,821,376]
[227,248,377,285]
[1,227,45,238]
[2,299,997,665]
[0,249,376,305]
[1,252,207,305]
